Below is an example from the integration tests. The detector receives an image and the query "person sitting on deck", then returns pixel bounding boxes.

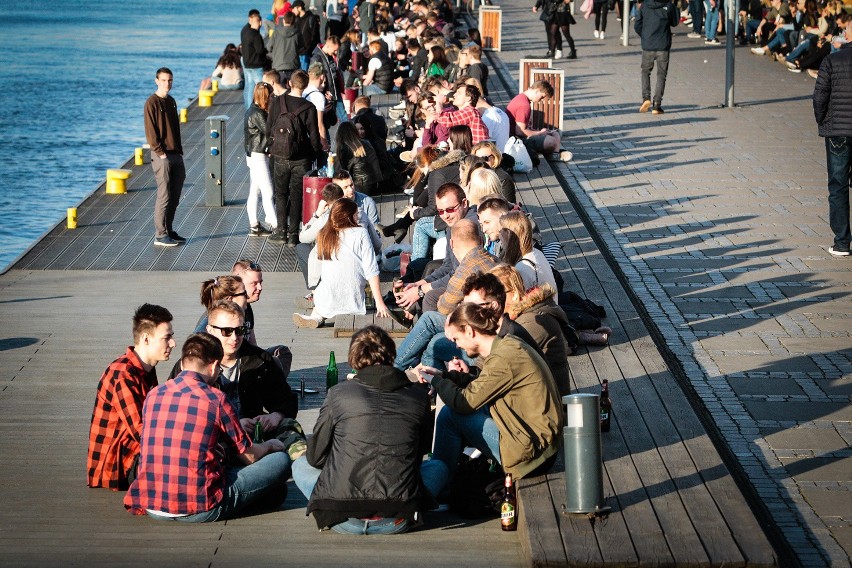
[361,40,395,95]
[87,304,175,491]
[418,302,563,499]
[193,275,250,335]
[292,198,391,328]
[436,84,490,145]
[174,301,304,457]
[232,259,294,377]
[292,326,432,534]
[505,79,571,161]
[124,332,292,522]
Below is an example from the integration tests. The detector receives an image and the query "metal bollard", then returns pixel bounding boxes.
[67,208,77,229]
[205,116,230,206]
[134,147,144,166]
[562,393,606,514]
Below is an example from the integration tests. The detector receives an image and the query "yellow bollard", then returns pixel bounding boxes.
[134,147,144,166]
[67,208,78,229]
[106,168,132,194]
[198,89,215,107]
[180,108,188,123]
[211,79,219,92]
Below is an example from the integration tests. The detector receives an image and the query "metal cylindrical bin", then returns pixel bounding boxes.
[562,393,605,514]
[302,170,331,226]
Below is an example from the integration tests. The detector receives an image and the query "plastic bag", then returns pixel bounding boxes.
[504,137,533,173]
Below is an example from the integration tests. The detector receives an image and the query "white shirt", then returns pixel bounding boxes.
[313,227,380,319]
[303,86,325,112]
[481,106,510,153]
[516,248,557,291]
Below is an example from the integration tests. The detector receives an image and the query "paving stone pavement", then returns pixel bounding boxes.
[487,3,850,565]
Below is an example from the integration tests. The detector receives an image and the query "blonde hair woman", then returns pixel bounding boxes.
[499,211,557,290]
[466,168,503,207]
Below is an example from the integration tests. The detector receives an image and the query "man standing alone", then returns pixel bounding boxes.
[634,0,678,115]
[144,67,186,247]
[813,19,852,257]
[242,10,268,110]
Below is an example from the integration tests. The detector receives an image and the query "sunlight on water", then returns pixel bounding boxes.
[0,0,257,270]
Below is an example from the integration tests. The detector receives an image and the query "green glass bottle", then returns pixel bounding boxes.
[253,421,263,443]
[326,351,338,391]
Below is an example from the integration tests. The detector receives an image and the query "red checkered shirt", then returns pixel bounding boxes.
[124,370,251,516]
[436,106,491,144]
[87,347,157,490]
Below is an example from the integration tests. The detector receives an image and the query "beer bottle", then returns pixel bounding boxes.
[599,379,612,433]
[253,421,264,443]
[326,351,338,391]
[500,473,518,531]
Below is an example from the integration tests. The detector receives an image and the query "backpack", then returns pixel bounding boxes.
[270,96,304,159]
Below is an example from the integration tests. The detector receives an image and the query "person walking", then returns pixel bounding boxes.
[635,0,679,115]
[533,0,563,58]
[592,0,609,39]
[813,19,852,257]
[144,67,186,247]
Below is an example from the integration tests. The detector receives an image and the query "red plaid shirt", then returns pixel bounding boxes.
[124,371,251,516]
[436,106,491,144]
[87,347,157,490]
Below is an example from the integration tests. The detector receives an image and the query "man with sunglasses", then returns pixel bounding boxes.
[396,183,480,315]
[170,301,303,459]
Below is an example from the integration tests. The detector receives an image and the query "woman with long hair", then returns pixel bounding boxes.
[418,301,562,498]
[335,122,383,196]
[293,199,389,327]
[244,82,277,236]
[381,145,443,243]
[425,45,450,77]
[466,168,503,208]
[491,264,573,395]
[448,125,473,154]
[212,44,244,90]
[471,141,516,203]
[499,211,558,290]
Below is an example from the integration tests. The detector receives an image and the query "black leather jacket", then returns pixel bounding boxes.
[244,104,269,156]
[305,365,432,529]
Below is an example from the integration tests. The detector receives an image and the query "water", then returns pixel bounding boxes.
[0,0,256,270]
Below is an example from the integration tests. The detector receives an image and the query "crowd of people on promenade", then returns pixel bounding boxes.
[105,0,627,533]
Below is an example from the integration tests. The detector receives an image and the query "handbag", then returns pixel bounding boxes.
[504,137,534,173]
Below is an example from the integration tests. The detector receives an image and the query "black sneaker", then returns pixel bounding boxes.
[250,224,273,237]
[652,106,665,115]
[168,231,186,242]
[154,236,179,247]
[286,233,299,247]
[269,230,287,243]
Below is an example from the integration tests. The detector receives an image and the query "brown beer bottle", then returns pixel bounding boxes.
[501,473,518,531]
[600,379,612,433]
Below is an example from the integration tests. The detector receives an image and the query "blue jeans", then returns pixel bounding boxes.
[146,452,292,522]
[292,457,410,534]
[786,37,813,62]
[826,137,851,250]
[335,99,348,124]
[217,81,244,91]
[299,54,310,71]
[703,1,718,40]
[363,83,388,96]
[745,19,760,44]
[422,332,475,370]
[395,310,446,370]
[420,406,501,499]
[411,216,444,261]
[689,0,704,34]
[243,66,263,109]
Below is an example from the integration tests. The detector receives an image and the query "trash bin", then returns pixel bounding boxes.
[343,87,359,118]
[302,169,331,226]
[562,393,606,514]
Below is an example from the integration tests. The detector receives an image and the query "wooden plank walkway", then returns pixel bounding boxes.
[0,15,779,567]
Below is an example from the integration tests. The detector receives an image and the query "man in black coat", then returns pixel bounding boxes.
[634,0,679,114]
[813,21,852,257]
[266,70,322,245]
[241,9,268,109]
[293,0,321,71]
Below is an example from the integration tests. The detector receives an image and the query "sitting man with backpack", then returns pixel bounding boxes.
[266,70,323,246]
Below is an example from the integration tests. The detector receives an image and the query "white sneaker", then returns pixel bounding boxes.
[594,30,600,38]
[555,49,563,59]
[559,150,573,162]
[687,32,702,39]
[392,100,407,110]
[828,246,850,257]
[750,47,765,55]
[292,313,324,328]
[600,31,605,40]
[403,187,414,196]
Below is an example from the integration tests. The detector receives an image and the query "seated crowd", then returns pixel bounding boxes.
[85,0,613,533]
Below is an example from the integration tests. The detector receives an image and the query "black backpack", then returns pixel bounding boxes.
[270,96,304,159]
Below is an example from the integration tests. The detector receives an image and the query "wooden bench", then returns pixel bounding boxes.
[332,312,412,338]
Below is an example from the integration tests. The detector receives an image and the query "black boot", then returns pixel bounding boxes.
[567,50,577,59]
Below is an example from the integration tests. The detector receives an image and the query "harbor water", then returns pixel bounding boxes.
[0,0,256,270]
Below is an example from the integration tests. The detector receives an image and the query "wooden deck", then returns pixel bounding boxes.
[0,22,780,567]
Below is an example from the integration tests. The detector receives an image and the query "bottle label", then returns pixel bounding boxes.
[600,411,609,421]
[500,503,516,525]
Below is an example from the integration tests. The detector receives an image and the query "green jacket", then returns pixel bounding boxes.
[432,335,563,478]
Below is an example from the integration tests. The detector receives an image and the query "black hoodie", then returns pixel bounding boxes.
[634,0,679,51]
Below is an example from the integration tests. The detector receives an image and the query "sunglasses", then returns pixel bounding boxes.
[437,202,462,216]
[231,291,249,299]
[209,324,249,337]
